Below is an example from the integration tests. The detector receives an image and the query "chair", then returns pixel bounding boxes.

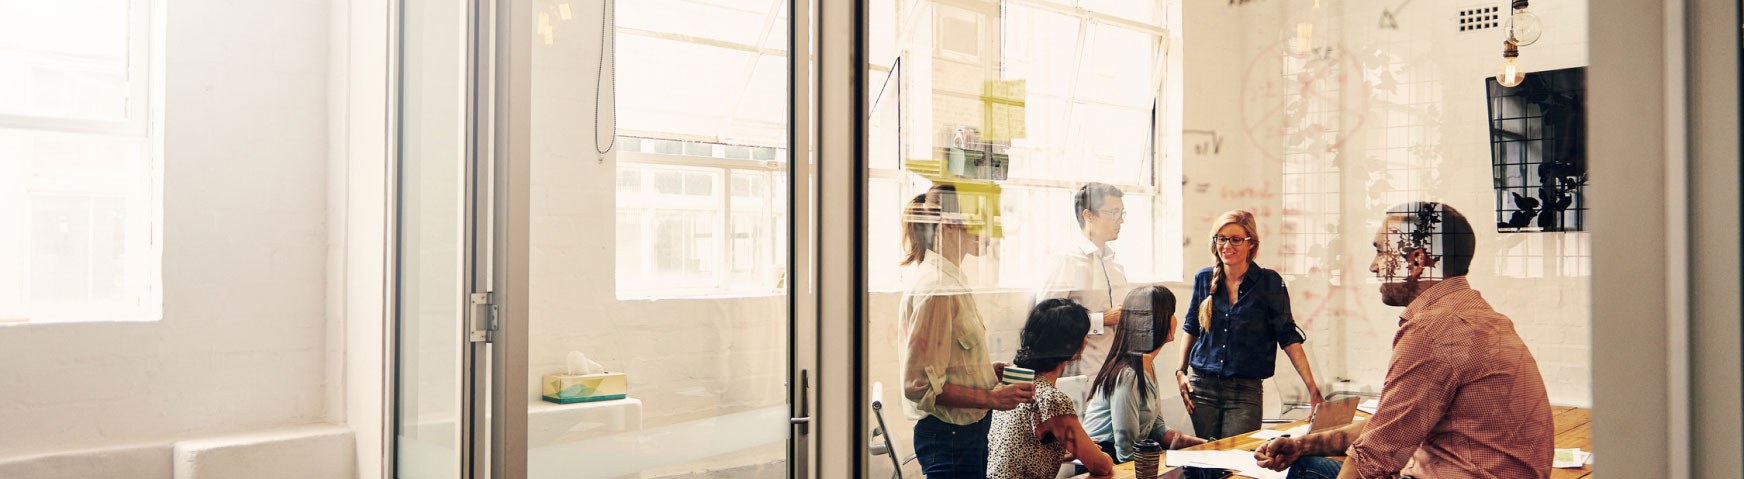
[870,381,916,479]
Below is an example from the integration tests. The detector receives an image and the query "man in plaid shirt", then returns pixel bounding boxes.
[1252,202,1554,479]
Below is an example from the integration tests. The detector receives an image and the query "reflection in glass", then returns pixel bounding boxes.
[527,0,790,476]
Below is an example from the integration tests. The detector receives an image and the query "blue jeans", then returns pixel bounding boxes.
[913,414,991,479]
[1287,456,1345,479]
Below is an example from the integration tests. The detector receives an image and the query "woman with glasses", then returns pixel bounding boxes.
[1173,209,1322,439]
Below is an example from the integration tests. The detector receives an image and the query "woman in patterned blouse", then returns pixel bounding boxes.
[987,299,1115,479]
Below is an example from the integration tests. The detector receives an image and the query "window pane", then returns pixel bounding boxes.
[0,128,154,323]
[0,0,135,122]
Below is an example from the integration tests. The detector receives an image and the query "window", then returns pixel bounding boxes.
[866,0,1179,292]
[614,137,786,297]
[612,0,789,298]
[1488,67,1588,233]
[0,0,160,324]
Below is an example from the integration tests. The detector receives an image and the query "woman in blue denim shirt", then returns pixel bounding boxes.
[1172,209,1323,439]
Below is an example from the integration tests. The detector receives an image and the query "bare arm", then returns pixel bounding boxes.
[1281,342,1324,410]
[1043,414,1114,477]
[1174,332,1197,415]
[1252,421,1363,471]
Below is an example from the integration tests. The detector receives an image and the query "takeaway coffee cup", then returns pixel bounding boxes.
[1134,439,1164,478]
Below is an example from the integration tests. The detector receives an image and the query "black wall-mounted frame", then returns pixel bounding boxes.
[1487,67,1588,232]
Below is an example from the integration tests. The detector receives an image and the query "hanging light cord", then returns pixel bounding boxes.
[595,0,617,161]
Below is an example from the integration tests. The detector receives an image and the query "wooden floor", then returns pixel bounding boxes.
[1075,406,1594,479]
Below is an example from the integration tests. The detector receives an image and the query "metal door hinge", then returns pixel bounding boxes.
[469,292,498,343]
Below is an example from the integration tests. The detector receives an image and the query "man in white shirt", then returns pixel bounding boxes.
[1035,182,1129,385]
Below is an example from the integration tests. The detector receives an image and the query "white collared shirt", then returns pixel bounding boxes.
[1034,235,1130,380]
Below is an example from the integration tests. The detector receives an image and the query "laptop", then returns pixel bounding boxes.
[1307,397,1362,433]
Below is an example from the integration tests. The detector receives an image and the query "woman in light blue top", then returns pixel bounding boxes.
[1083,285,1207,463]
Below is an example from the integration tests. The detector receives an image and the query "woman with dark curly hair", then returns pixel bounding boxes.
[987,299,1114,479]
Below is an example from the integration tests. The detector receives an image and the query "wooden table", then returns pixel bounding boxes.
[1074,406,1593,479]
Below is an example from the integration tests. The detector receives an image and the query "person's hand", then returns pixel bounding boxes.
[987,382,1035,410]
[1307,388,1325,413]
[1104,307,1122,327]
[992,361,1009,378]
[1086,450,1115,478]
[1175,434,1208,449]
[1175,369,1195,415]
[1253,436,1302,471]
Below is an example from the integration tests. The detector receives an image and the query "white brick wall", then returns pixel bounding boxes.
[0,0,332,460]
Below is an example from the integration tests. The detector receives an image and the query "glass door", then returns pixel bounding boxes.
[508,0,813,477]
[392,0,492,476]
[395,0,824,475]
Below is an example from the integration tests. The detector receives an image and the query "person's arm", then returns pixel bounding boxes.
[1268,273,1323,410]
[1342,324,1458,479]
[1159,428,1206,449]
[1150,403,1205,449]
[1105,370,1144,461]
[1252,421,1364,471]
[1282,343,1323,410]
[1043,414,1114,477]
[902,294,1034,411]
[1172,331,1197,415]
[1175,274,1208,414]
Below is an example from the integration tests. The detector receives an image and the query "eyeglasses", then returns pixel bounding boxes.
[1212,236,1254,247]
[1095,208,1127,219]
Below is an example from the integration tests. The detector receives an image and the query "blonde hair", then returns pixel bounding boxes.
[1199,210,1260,331]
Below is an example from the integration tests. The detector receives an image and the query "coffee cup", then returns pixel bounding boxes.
[1000,366,1035,385]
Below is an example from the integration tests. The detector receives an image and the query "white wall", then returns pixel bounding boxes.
[0,0,344,468]
[1161,0,1593,406]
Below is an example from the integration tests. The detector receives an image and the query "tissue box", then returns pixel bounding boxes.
[541,373,628,404]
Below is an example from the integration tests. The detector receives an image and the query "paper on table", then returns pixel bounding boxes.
[1553,448,1592,469]
[1247,424,1309,441]
[1357,399,1379,415]
[1163,450,1289,479]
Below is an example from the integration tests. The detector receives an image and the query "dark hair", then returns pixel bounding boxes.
[1383,202,1475,277]
[1073,182,1125,228]
[1013,299,1092,374]
[1089,285,1175,403]
[900,185,959,266]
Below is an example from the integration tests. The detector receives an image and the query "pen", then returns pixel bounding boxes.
[1251,434,1290,453]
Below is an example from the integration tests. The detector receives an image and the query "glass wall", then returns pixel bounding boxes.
[866,0,1592,476]
[394,0,468,476]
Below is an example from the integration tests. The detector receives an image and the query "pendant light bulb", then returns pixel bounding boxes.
[1496,41,1525,87]
[1506,0,1543,46]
